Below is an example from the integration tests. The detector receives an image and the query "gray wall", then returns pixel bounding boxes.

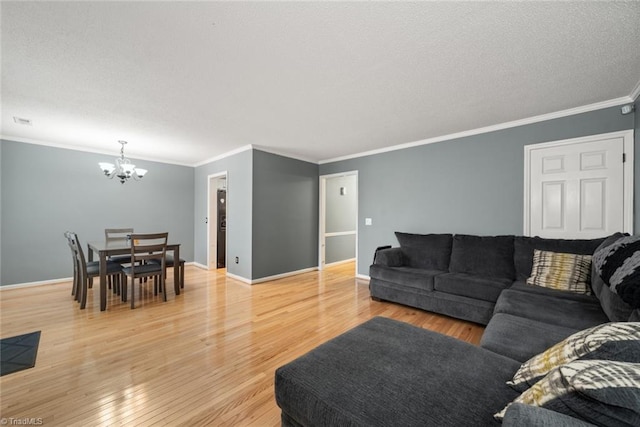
[319,105,636,276]
[325,174,357,264]
[252,150,318,279]
[326,234,356,264]
[194,148,253,280]
[0,139,195,286]
[0,142,2,283]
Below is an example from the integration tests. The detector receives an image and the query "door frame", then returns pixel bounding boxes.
[207,171,228,270]
[523,130,634,236]
[318,171,359,272]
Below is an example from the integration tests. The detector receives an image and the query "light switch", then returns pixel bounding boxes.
[365,218,372,226]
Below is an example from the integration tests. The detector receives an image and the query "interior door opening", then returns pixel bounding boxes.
[319,171,358,273]
[208,173,228,270]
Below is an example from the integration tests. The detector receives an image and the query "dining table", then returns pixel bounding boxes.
[88,239,181,311]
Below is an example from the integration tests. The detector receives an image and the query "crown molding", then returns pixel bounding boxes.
[630,78,640,102]
[0,135,194,167]
[251,144,317,165]
[4,87,638,169]
[192,144,254,167]
[318,95,634,165]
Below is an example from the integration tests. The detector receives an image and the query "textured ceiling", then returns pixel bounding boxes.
[2,1,639,166]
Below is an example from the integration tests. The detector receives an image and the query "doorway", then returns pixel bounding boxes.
[208,172,228,270]
[319,171,358,272]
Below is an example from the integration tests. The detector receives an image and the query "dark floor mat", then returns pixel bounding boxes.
[0,331,41,376]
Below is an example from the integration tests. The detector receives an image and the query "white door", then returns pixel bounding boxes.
[525,131,633,239]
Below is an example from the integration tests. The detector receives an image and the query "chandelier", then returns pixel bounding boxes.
[98,140,148,184]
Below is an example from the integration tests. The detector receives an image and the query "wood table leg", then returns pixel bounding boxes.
[100,251,107,311]
[174,246,180,296]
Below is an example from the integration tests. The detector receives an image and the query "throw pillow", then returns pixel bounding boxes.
[508,322,640,392]
[526,250,592,295]
[495,360,640,426]
[592,234,640,309]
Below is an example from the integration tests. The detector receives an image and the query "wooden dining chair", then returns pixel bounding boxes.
[66,232,124,309]
[64,231,81,299]
[105,228,134,265]
[122,233,168,309]
[149,254,186,289]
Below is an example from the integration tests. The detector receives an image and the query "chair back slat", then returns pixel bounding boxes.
[129,232,169,268]
[105,228,134,241]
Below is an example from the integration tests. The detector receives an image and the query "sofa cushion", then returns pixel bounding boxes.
[508,322,640,392]
[480,313,578,363]
[449,234,515,279]
[593,234,640,309]
[373,247,406,267]
[275,316,520,427]
[526,250,592,295]
[513,236,607,281]
[509,281,597,303]
[494,289,608,330]
[496,360,640,426]
[394,232,453,270]
[369,265,440,291]
[434,273,511,303]
[502,403,597,427]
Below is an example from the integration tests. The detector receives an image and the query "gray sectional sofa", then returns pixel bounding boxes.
[274,232,639,426]
[369,232,611,325]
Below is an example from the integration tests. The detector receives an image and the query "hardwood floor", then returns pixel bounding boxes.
[0,262,484,426]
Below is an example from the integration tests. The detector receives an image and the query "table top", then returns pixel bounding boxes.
[88,240,181,252]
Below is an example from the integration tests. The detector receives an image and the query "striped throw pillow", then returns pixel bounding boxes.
[496,360,640,423]
[527,250,592,294]
[508,322,640,391]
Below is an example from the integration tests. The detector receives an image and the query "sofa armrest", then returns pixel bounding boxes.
[373,247,406,267]
[502,403,596,427]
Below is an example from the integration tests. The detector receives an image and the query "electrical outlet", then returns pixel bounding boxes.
[235,257,239,264]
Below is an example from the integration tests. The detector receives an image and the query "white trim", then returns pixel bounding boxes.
[226,267,317,285]
[0,277,71,289]
[325,231,357,237]
[623,135,634,234]
[318,96,634,164]
[226,271,253,284]
[193,144,253,167]
[192,262,209,270]
[5,90,638,169]
[523,130,634,236]
[250,267,318,284]
[318,176,326,270]
[630,79,640,102]
[323,258,356,268]
[252,145,317,165]
[356,274,370,281]
[0,136,194,167]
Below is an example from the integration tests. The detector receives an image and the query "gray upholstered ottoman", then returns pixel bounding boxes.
[275,316,520,426]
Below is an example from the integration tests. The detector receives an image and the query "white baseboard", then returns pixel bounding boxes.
[225,271,252,284]
[226,267,318,285]
[1,277,71,290]
[356,273,370,281]
[250,267,318,284]
[323,258,356,268]
[191,262,209,270]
